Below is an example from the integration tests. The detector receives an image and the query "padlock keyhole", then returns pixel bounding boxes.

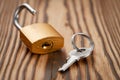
[42,42,52,50]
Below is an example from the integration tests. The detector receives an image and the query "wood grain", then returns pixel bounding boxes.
[0,0,120,80]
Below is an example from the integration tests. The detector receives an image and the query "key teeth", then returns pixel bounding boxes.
[58,68,63,71]
[58,67,66,71]
[66,57,69,60]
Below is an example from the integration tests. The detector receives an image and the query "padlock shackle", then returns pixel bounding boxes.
[13,3,36,30]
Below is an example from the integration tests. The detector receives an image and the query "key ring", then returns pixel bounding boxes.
[71,33,94,51]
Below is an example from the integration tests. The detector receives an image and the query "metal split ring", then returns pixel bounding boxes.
[71,33,94,51]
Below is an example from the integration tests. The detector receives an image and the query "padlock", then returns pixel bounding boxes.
[13,3,64,54]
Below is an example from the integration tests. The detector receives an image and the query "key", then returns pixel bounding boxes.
[58,48,93,71]
[58,33,94,72]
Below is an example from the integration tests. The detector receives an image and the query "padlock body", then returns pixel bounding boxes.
[20,23,64,54]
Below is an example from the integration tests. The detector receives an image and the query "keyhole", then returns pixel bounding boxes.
[78,49,86,52]
[42,42,53,50]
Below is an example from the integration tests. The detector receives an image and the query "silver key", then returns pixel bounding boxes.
[58,33,94,72]
[58,48,93,71]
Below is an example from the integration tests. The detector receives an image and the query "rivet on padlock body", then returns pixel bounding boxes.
[13,3,64,54]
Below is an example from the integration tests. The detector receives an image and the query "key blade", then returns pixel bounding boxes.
[58,57,76,71]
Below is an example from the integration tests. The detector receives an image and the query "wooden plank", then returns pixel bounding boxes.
[0,0,120,80]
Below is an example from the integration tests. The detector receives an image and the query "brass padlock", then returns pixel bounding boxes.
[13,3,64,54]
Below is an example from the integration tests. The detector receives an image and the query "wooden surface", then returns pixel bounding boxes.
[0,0,120,80]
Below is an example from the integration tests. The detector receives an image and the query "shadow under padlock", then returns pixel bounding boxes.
[13,3,64,54]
